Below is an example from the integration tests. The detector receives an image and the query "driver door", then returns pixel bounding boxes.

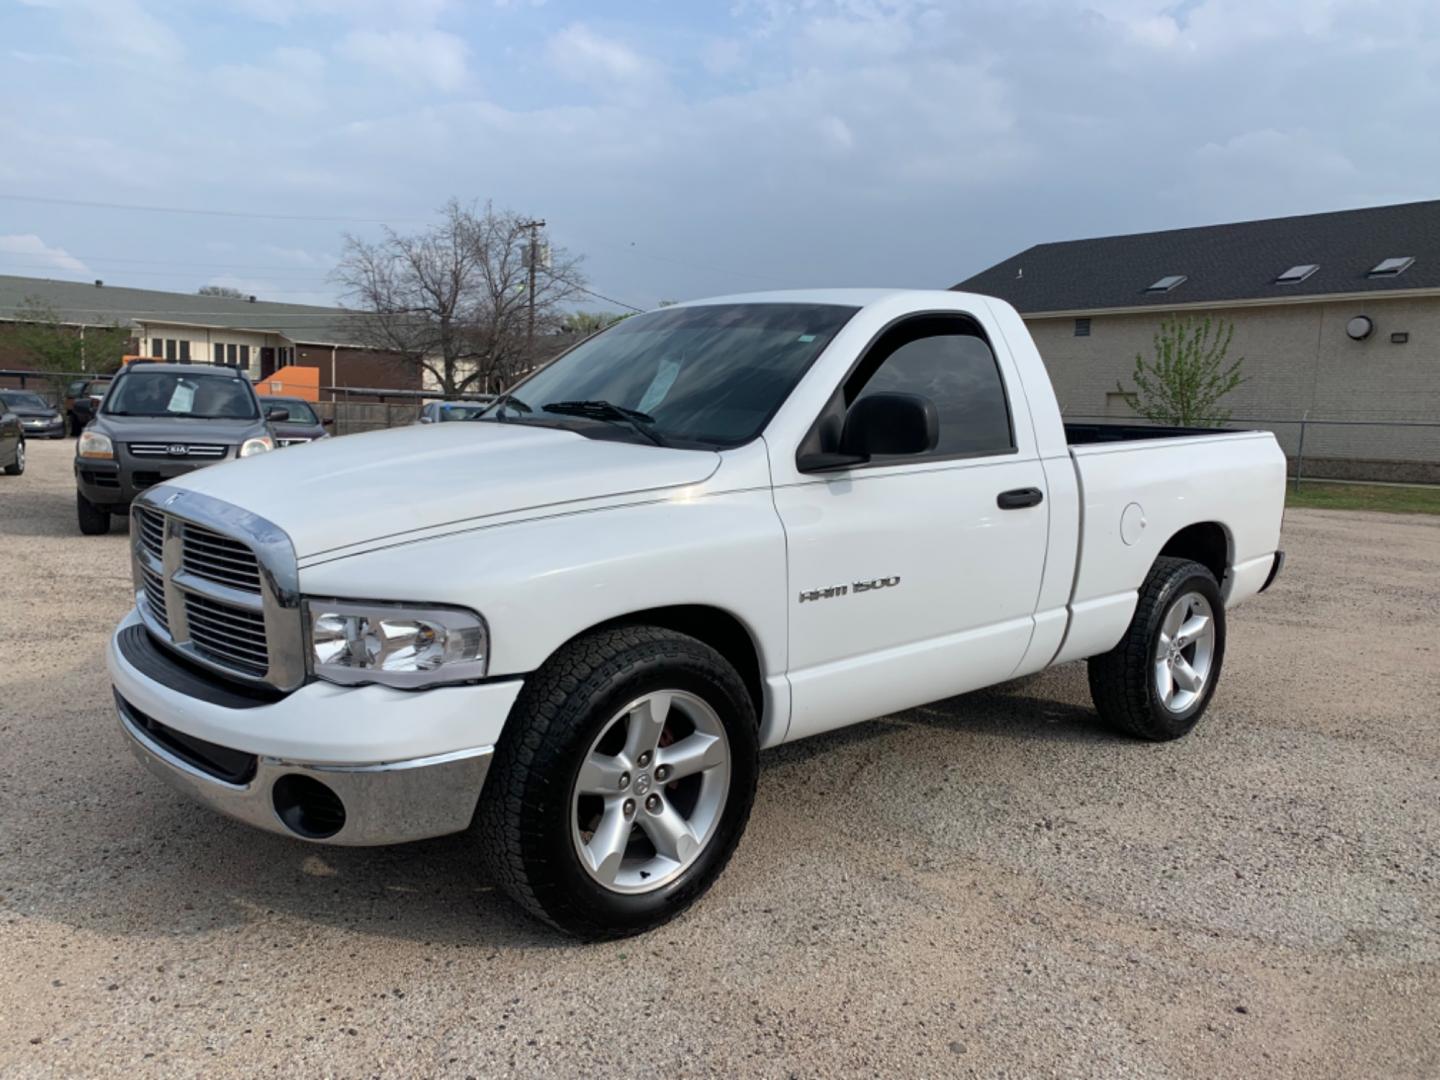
[773,315,1049,741]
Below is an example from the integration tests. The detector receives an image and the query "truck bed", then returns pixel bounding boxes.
[1063,421,1236,446]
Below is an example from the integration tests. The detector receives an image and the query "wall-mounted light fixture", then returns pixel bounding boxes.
[1346,315,1374,341]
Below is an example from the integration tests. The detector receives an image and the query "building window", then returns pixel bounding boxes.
[179,340,190,361]
[238,345,250,370]
[226,344,237,365]
[214,342,224,363]
[151,338,163,358]
[1074,318,1091,337]
[165,339,177,361]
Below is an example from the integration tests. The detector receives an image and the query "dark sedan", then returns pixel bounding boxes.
[261,396,332,446]
[1,390,66,439]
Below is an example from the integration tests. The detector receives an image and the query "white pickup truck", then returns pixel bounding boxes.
[108,289,1286,938]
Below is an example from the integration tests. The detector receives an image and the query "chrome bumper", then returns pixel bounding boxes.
[116,695,492,846]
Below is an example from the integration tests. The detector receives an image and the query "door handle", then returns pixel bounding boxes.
[996,487,1044,510]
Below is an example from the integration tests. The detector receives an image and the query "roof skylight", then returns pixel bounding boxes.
[1276,264,1319,284]
[1368,257,1414,278]
[1145,275,1187,293]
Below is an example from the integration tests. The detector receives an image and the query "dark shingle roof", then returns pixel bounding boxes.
[0,274,363,345]
[954,200,1440,314]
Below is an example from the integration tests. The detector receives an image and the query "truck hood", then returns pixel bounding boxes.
[168,421,721,558]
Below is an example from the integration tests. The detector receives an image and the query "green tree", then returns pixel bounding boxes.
[13,296,130,402]
[1119,314,1245,426]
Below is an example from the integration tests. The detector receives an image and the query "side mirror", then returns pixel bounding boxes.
[796,392,939,472]
[265,406,290,422]
[321,416,334,427]
[840,392,938,456]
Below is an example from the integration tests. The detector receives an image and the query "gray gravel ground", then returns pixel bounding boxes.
[2,437,1438,1078]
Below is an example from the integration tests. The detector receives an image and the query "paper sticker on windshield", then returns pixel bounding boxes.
[797,333,816,343]
[167,382,196,414]
[637,357,680,414]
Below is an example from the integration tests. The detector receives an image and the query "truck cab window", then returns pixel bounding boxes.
[849,318,1014,458]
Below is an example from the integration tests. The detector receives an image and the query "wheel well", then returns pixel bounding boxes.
[591,605,765,720]
[1159,522,1230,582]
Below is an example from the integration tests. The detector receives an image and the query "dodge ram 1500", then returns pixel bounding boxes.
[107,289,1286,938]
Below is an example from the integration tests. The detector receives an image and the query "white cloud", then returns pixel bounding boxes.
[32,0,186,63]
[336,29,469,92]
[0,235,90,276]
[546,23,664,101]
[215,47,327,114]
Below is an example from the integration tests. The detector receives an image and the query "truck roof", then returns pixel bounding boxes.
[671,288,991,310]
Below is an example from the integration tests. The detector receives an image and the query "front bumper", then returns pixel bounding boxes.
[75,454,232,508]
[22,418,65,437]
[107,609,523,845]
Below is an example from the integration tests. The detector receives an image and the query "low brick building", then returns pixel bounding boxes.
[0,275,418,401]
[956,200,1440,481]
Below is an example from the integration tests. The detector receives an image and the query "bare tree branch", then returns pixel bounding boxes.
[332,200,588,397]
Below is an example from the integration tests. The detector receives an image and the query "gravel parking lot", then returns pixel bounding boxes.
[2,437,1437,1078]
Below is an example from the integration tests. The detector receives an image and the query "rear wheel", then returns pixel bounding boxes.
[1088,556,1225,741]
[479,625,759,939]
[76,491,111,535]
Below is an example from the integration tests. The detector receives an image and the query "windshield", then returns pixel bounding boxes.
[1,391,49,410]
[273,400,318,424]
[104,371,258,420]
[486,302,857,449]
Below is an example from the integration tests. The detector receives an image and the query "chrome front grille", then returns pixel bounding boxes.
[181,523,262,593]
[129,443,228,459]
[184,593,269,675]
[140,563,168,632]
[135,507,164,561]
[128,487,303,691]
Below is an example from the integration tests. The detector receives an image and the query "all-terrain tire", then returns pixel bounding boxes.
[77,491,111,535]
[478,625,759,940]
[1087,556,1225,741]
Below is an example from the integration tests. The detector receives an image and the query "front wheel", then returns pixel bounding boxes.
[3,439,23,476]
[1088,556,1225,741]
[479,626,759,939]
[76,491,111,535]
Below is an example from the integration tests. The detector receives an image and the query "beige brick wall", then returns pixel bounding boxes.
[1025,295,1440,465]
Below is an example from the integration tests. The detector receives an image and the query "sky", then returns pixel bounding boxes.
[2,0,1438,312]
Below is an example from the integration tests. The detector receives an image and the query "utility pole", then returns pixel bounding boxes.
[520,219,546,344]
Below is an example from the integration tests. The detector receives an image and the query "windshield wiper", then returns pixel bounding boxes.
[541,400,667,446]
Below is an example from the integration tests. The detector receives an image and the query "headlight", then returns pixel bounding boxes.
[78,430,114,459]
[305,600,489,688]
[239,435,274,457]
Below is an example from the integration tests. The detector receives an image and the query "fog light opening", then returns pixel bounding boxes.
[272,774,347,839]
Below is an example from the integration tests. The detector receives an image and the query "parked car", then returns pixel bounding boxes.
[0,389,66,439]
[418,400,489,423]
[260,396,331,446]
[63,376,113,436]
[107,289,1286,938]
[0,402,24,476]
[75,362,275,535]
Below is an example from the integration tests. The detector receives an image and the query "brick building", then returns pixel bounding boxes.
[0,274,418,400]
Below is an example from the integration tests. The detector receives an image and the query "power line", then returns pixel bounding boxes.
[574,284,646,313]
[0,192,422,225]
